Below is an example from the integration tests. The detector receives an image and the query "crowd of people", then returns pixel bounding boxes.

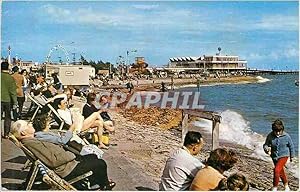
[1,61,296,190]
[1,61,116,190]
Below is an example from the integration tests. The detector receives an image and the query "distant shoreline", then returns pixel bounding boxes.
[129,75,260,92]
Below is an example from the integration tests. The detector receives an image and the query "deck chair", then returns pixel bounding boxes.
[26,93,65,131]
[9,134,93,190]
[33,94,101,146]
[47,103,99,144]
[25,92,46,122]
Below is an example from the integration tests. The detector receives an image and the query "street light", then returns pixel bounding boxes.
[126,50,137,73]
[116,55,125,75]
[72,53,76,64]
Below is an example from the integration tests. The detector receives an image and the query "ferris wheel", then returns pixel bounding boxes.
[46,44,70,64]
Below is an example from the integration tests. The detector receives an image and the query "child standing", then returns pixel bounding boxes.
[263,119,295,191]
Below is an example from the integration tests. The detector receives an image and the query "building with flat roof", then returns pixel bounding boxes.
[167,54,247,73]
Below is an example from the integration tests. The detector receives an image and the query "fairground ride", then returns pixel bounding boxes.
[46,44,70,64]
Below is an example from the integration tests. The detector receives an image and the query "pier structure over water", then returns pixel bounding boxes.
[246,69,299,75]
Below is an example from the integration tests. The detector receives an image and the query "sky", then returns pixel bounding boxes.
[1,1,299,70]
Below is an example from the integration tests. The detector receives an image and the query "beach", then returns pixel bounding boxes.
[111,107,299,191]
[108,75,298,191]
[3,1,299,190]
[1,75,298,191]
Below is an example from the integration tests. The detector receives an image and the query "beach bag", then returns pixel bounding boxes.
[100,132,110,146]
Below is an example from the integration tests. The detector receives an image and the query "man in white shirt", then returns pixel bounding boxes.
[159,131,204,191]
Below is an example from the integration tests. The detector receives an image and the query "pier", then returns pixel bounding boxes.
[246,69,299,75]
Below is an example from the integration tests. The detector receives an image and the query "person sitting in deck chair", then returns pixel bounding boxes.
[10,120,116,190]
[82,93,115,133]
[53,97,108,149]
[33,114,104,159]
[82,93,115,148]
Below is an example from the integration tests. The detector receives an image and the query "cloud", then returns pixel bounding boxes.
[247,53,265,60]
[283,48,298,57]
[247,47,298,61]
[40,4,201,31]
[41,5,121,26]
[255,15,299,31]
[132,4,159,10]
[40,4,298,34]
[269,51,280,60]
[43,4,74,22]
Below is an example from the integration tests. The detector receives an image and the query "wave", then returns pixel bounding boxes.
[256,76,271,83]
[194,109,299,178]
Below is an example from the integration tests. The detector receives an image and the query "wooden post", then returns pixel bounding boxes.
[181,114,189,145]
[182,110,221,150]
[212,119,220,150]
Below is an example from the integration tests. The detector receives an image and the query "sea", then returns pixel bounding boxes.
[180,74,299,178]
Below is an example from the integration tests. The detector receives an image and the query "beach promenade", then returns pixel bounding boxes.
[1,120,158,191]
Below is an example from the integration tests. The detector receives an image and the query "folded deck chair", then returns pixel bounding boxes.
[9,134,93,190]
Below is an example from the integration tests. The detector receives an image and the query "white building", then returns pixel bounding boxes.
[167,54,247,73]
[46,64,95,86]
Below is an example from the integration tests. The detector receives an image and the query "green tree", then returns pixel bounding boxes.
[80,55,89,65]
[79,56,116,74]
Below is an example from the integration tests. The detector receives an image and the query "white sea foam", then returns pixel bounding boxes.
[256,76,271,83]
[194,109,299,178]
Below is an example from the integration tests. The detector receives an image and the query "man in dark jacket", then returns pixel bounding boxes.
[1,61,17,138]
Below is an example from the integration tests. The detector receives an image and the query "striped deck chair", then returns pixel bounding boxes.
[26,93,65,130]
[8,134,92,190]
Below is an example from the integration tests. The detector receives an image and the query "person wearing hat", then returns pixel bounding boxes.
[11,66,25,119]
[1,61,17,138]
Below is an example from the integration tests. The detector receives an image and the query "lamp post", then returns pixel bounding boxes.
[126,49,137,73]
[8,45,11,65]
[109,61,112,75]
[116,55,124,76]
[58,56,62,64]
[72,53,76,64]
